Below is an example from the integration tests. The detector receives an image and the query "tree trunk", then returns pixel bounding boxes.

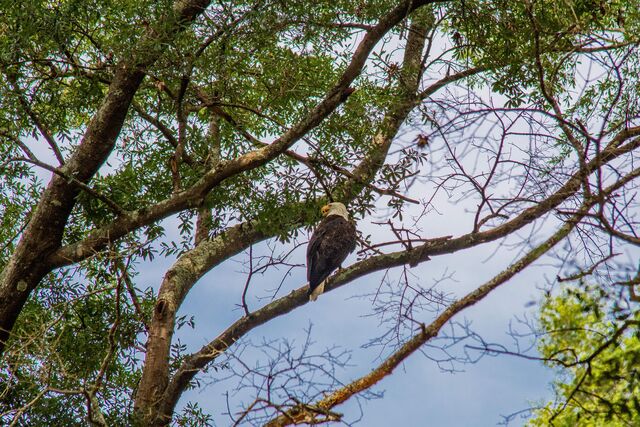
[0,64,145,354]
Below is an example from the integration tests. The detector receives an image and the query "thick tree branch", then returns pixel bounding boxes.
[0,0,214,355]
[265,166,640,425]
[136,8,437,425]
[44,31,487,278]
[4,2,638,426]
[334,13,431,202]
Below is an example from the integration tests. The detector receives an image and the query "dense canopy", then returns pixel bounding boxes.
[1,0,639,425]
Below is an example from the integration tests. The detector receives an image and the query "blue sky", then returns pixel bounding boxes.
[120,91,568,423]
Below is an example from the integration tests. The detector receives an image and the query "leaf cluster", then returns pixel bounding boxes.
[529,282,640,426]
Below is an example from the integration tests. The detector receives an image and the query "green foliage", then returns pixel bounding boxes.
[0,1,403,422]
[528,283,640,426]
[1,0,639,424]
[1,258,154,425]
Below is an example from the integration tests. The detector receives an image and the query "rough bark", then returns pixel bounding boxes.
[132,223,267,423]
[0,63,146,351]
[154,17,433,421]
[335,12,430,202]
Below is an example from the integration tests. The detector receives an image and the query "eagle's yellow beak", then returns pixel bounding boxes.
[321,205,330,216]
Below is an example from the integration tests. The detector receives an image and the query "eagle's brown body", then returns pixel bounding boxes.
[306,210,357,300]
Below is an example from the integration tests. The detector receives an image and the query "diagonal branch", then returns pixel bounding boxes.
[262,199,610,426]
[141,8,438,425]
[132,103,196,166]
[416,66,486,101]
[5,73,65,165]
[6,157,125,215]
[0,131,37,161]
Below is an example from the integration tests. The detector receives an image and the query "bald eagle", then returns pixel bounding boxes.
[307,202,357,301]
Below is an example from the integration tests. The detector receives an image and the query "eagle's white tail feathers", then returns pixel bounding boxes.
[309,281,325,301]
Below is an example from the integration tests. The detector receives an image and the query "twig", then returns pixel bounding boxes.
[264,203,587,427]
[132,103,196,166]
[556,253,620,282]
[241,245,253,316]
[0,130,36,160]
[6,73,65,165]
[5,157,125,215]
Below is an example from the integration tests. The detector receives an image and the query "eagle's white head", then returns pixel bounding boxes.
[321,202,349,220]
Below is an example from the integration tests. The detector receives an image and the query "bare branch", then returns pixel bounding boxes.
[159,158,640,419]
